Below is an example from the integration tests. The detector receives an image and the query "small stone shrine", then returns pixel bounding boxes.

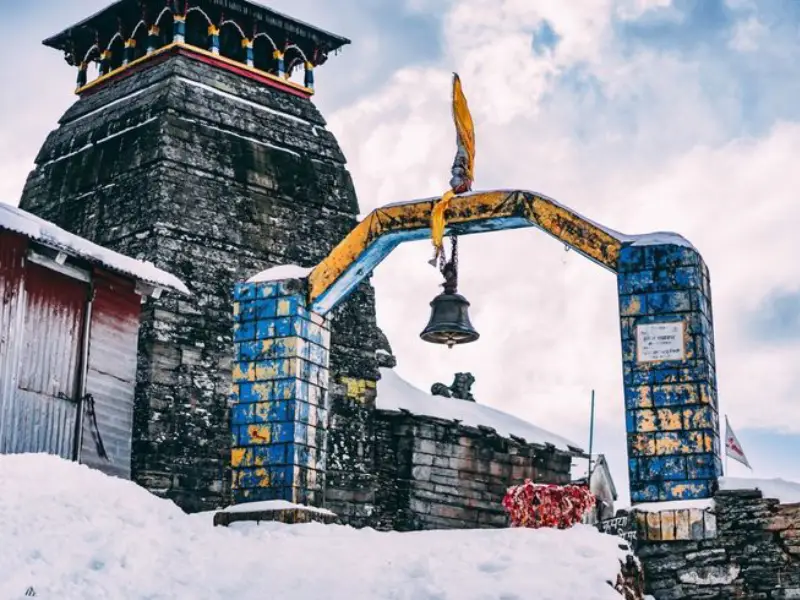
[20,0,376,512]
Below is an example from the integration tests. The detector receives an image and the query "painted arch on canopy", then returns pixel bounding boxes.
[307,189,693,315]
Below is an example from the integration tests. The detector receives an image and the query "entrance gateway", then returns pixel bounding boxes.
[229,79,722,509]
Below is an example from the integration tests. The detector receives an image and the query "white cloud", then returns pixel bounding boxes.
[729,16,767,52]
[615,0,673,20]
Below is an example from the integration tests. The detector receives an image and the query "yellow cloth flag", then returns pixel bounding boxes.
[431,74,476,255]
[451,74,475,183]
[431,190,456,254]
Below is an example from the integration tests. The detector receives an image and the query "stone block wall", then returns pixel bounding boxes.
[324,376,380,527]
[634,490,800,599]
[617,242,722,503]
[362,411,573,531]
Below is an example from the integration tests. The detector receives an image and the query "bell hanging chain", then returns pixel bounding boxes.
[441,235,459,295]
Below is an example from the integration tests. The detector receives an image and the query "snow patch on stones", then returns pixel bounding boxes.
[377,368,581,452]
[247,264,312,283]
[220,500,336,516]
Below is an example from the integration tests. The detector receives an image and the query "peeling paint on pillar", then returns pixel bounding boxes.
[230,276,331,507]
[618,243,722,503]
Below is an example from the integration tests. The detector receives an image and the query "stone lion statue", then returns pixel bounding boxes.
[431,372,476,402]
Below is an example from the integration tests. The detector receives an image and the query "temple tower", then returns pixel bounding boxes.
[20,0,380,512]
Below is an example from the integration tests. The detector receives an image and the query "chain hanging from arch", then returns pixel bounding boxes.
[435,234,459,294]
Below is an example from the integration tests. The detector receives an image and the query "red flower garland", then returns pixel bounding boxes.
[502,480,596,529]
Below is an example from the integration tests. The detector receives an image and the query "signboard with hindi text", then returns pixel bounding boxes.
[636,321,686,363]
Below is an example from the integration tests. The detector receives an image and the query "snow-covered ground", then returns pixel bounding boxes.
[1,454,632,600]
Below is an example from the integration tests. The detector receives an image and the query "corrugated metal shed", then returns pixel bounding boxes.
[0,206,188,478]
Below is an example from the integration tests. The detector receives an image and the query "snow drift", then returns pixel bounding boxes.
[0,454,634,600]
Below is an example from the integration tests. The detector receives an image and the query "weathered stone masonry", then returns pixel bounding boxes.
[19,54,380,512]
[628,490,800,599]
[364,411,573,531]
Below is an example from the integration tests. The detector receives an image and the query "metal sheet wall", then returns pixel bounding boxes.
[0,234,28,452]
[0,235,87,457]
[80,270,142,478]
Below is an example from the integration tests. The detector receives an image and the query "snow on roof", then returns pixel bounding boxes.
[624,232,695,249]
[571,459,590,482]
[247,264,312,283]
[0,202,189,295]
[376,368,582,452]
[0,453,632,600]
[720,476,800,504]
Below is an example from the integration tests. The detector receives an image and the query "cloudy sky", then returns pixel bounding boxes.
[4,0,800,503]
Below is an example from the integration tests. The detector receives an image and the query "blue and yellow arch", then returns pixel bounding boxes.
[308,190,621,314]
[229,186,722,508]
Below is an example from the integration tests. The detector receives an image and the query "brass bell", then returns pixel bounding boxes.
[422,235,479,348]
[420,290,479,348]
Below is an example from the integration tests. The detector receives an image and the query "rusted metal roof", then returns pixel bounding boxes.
[0,203,189,296]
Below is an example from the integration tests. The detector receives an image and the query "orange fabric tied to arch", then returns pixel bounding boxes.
[431,74,476,259]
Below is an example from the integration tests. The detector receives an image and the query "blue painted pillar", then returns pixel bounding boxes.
[617,242,721,503]
[273,50,285,78]
[304,61,314,91]
[230,275,331,507]
[173,16,185,44]
[209,25,220,55]
[243,39,254,67]
[147,25,160,53]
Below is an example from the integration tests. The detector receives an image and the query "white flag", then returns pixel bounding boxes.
[725,415,752,469]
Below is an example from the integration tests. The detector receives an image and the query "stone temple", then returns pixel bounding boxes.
[21,3,800,596]
[21,0,585,528]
